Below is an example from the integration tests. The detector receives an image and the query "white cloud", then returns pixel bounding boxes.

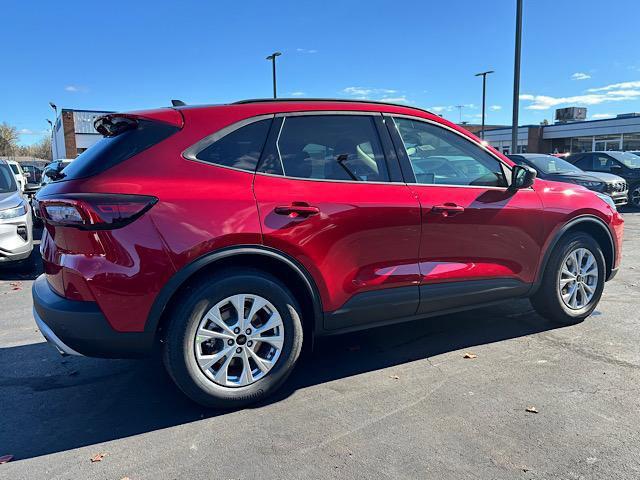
[591,113,614,119]
[490,105,502,111]
[571,72,591,81]
[18,128,47,135]
[429,104,476,113]
[587,80,640,92]
[519,87,640,110]
[290,91,305,97]
[379,96,408,103]
[65,84,88,92]
[296,48,318,54]
[343,86,397,97]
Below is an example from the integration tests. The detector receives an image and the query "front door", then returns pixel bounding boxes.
[386,115,544,314]
[253,113,422,331]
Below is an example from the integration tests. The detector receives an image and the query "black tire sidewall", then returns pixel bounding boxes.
[165,270,303,408]
[538,233,606,322]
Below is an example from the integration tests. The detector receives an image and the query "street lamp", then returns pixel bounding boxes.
[511,0,523,154]
[265,52,282,99]
[46,119,56,160]
[49,102,58,116]
[475,70,494,140]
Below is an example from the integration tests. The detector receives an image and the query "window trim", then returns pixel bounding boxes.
[260,111,399,184]
[182,114,275,173]
[384,113,516,189]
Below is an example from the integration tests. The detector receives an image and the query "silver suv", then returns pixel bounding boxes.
[0,160,33,264]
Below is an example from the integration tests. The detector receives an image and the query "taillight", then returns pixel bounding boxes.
[39,194,157,230]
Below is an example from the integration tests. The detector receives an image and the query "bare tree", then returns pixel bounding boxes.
[0,122,19,156]
[18,136,52,160]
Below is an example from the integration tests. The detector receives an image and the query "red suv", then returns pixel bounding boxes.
[33,99,624,408]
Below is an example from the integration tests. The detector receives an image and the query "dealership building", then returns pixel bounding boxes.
[479,108,640,155]
[51,108,111,160]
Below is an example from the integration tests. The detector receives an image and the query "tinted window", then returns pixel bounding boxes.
[9,164,19,174]
[272,115,389,182]
[523,155,582,174]
[572,155,593,170]
[0,164,17,193]
[608,151,640,168]
[593,154,618,172]
[60,119,179,181]
[393,117,507,187]
[196,119,272,171]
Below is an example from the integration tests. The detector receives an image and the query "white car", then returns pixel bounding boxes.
[0,160,33,264]
[7,160,28,193]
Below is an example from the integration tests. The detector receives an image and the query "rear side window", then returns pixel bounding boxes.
[60,119,179,180]
[573,155,593,170]
[266,115,389,182]
[194,119,271,171]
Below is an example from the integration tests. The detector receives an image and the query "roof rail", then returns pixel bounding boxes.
[231,98,435,115]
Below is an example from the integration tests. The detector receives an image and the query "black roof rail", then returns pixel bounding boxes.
[231,98,435,115]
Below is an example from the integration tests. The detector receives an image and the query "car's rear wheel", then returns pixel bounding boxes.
[531,232,606,325]
[163,268,303,408]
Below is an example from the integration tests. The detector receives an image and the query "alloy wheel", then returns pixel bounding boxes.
[194,294,284,387]
[631,186,640,208]
[558,247,599,310]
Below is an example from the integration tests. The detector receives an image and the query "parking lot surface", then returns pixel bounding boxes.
[1,210,639,480]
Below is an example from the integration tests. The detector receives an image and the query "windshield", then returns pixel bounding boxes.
[523,155,583,174]
[609,151,640,168]
[0,164,18,193]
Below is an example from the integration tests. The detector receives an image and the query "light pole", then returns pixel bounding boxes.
[511,0,523,154]
[455,105,465,123]
[475,70,494,140]
[49,102,58,117]
[46,119,56,160]
[265,52,282,99]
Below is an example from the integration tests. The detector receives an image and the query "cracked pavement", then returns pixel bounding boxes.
[0,209,639,479]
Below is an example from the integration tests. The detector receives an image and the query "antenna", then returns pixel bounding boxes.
[455,105,465,123]
[171,99,186,107]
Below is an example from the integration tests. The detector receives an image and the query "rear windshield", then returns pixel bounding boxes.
[0,164,18,193]
[9,164,19,174]
[59,119,179,180]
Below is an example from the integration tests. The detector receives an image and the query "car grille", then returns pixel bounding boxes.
[605,182,627,193]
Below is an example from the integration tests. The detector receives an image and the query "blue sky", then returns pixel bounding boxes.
[4,0,640,145]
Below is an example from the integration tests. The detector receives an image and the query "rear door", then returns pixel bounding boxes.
[386,115,544,315]
[253,112,422,331]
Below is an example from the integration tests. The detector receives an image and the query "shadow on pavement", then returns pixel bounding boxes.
[0,299,563,461]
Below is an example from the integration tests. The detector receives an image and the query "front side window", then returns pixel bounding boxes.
[0,164,17,193]
[195,118,272,171]
[593,154,619,172]
[393,117,507,187]
[273,115,389,182]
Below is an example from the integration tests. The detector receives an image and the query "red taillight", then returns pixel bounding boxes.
[39,194,157,230]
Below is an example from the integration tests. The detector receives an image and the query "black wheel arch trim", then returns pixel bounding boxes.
[531,214,616,294]
[145,245,324,339]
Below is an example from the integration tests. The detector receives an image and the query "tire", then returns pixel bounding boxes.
[163,268,303,408]
[629,183,640,209]
[531,232,606,325]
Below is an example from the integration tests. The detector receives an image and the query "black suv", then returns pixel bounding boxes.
[566,151,640,208]
[508,153,628,207]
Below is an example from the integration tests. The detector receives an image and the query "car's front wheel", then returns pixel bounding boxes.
[531,232,606,324]
[629,184,640,209]
[163,268,303,408]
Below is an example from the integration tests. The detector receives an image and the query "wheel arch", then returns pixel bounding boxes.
[531,215,615,294]
[146,246,323,348]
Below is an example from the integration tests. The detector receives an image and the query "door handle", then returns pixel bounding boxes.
[274,203,320,217]
[431,203,465,217]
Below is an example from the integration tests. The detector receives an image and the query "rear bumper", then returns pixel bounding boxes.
[32,274,155,358]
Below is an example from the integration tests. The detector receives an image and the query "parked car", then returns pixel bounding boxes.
[33,159,74,222]
[566,151,640,208]
[21,164,44,192]
[33,99,624,408]
[508,153,628,207]
[0,160,33,264]
[7,160,28,193]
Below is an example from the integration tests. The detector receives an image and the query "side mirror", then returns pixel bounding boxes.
[511,164,537,190]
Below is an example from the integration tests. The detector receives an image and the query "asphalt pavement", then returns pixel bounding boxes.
[1,210,639,480]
